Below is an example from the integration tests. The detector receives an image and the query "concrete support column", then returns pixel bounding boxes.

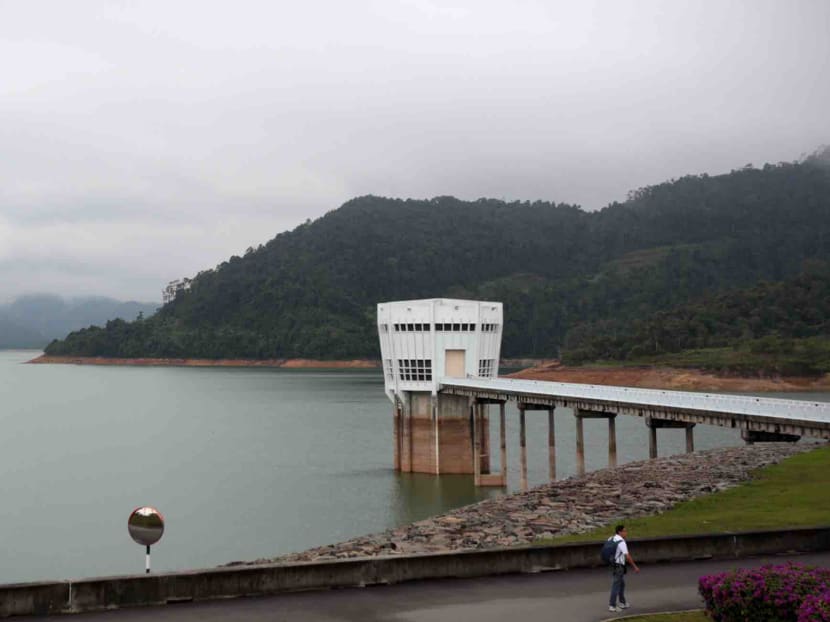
[648,423,658,459]
[432,399,440,474]
[474,403,481,470]
[398,398,407,471]
[393,404,401,471]
[474,400,506,487]
[472,404,481,486]
[647,417,699,459]
[608,415,617,468]
[409,400,415,471]
[399,399,413,472]
[479,405,490,475]
[548,407,556,481]
[499,402,507,484]
[575,413,585,477]
[519,405,528,492]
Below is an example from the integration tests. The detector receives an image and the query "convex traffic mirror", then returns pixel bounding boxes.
[128,506,164,573]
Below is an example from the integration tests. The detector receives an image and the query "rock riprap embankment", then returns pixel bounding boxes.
[249,443,812,565]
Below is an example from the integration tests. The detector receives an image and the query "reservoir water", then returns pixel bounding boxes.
[1,349,826,584]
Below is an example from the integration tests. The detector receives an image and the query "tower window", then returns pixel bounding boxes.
[397,359,433,382]
[478,359,495,377]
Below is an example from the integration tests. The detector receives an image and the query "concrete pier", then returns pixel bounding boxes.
[476,403,490,475]
[645,416,697,459]
[548,407,556,480]
[393,403,401,471]
[392,392,505,483]
[574,409,617,476]
[472,402,494,485]
[519,405,528,491]
[516,402,557,487]
[500,402,507,484]
[474,399,506,486]
[393,393,474,475]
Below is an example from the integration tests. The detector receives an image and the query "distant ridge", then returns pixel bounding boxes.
[46,149,830,364]
[0,295,157,349]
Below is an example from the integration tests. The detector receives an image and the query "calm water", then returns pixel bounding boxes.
[1,350,826,583]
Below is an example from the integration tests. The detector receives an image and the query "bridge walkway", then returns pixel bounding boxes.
[440,376,830,438]
[438,377,830,488]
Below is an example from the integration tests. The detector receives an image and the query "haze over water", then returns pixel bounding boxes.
[1,350,826,584]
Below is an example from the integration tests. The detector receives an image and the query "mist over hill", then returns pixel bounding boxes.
[46,150,830,363]
[0,295,158,349]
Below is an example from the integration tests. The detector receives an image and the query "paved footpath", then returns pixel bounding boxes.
[55,551,830,621]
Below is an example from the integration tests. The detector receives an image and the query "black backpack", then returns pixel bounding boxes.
[600,538,620,565]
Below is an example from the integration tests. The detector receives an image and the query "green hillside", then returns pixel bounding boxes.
[46,150,830,362]
[563,262,830,374]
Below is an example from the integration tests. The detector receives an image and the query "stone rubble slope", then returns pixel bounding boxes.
[250,443,814,565]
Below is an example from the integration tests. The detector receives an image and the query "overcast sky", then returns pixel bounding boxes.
[1,0,828,303]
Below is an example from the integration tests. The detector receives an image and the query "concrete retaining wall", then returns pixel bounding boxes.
[3,527,830,617]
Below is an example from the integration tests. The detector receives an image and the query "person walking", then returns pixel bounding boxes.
[608,524,639,613]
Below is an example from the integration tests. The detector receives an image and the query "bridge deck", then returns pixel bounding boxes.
[439,377,830,438]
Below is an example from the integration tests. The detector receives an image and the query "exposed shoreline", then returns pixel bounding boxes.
[26,355,830,391]
[27,355,379,368]
[507,360,830,392]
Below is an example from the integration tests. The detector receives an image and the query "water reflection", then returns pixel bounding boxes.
[390,472,503,525]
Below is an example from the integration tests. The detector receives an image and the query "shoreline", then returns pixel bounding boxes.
[507,360,830,392]
[27,355,379,369]
[25,355,830,391]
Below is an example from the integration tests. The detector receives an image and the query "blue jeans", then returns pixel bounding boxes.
[609,564,627,606]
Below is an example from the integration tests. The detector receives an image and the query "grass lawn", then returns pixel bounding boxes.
[548,444,830,545]
[615,612,706,622]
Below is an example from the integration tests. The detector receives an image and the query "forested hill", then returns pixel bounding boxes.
[46,150,830,360]
[563,261,830,374]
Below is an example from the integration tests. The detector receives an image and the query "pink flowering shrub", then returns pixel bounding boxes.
[698,563,830,622]
[799,590,830,622]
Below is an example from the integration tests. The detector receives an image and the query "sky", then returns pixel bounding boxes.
[0,0,828,303]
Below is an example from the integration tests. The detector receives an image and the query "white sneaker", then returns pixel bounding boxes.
[619,602,631,609]
[608,605,621,612]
